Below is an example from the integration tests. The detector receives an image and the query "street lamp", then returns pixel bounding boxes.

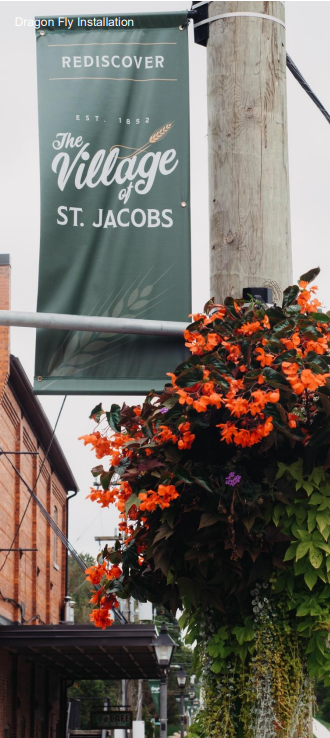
[152,623,176,738]
[188,685,196,703]
[176,666,188,738]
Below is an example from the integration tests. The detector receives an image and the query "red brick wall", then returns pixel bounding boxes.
[0,650,62,738]
[0,266,68,626]
[0,263,10,402]
[0,264,68,738]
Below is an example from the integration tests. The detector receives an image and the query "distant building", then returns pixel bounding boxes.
[0,255,78,738]
[0,256,159,738]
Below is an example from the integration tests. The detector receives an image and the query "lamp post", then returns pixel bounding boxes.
[188,685,196,727]
[176,666,188,738]
[152,622,176,738]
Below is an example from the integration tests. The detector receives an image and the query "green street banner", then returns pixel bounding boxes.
[34,13,191,394]
[148,680,160,716]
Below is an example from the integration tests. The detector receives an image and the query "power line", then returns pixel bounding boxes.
[0,396,67,573]
[0,422,126,622]
[286,53,330,126]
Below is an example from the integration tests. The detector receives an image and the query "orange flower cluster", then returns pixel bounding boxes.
[79,431,111,459]
[78,430,132,468]
[169,372,222,414]
[297,281,321,314]
[156,425,178,444]
[90,608,114,629]
[184,329,222,355]
[178,422,195,450]
[85,561,122,585]
[282,362,329,395]
[138,484,179,512]
[87,481,133,515]
[218,417,274,448]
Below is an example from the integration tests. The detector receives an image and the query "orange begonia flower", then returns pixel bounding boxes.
[237,321,261,336]
[138,484,179,512]
[156,425,178,444]
[224,397,249,418]
[90,608,114,630]
[255,348,274,367]
[193,396,210,412]
[203,308,226,325]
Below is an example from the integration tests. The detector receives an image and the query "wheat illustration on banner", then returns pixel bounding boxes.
[46,267,174,378]
[110,122,174,160]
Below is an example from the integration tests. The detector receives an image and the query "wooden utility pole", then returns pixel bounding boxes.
[206,5,311,737]
[207,1,292,304]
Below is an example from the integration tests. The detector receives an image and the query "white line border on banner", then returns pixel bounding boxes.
[49,76,178,82]
[47,41,178,47]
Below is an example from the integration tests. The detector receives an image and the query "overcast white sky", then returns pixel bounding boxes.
[1,0,330,556]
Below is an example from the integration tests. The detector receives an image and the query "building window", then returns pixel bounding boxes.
[53,506,59,570]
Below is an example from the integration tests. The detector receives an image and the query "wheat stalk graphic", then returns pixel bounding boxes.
[148,122,173,143]
[110,122,174,159]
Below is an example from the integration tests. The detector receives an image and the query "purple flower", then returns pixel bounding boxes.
[159,407,168,414]
[225,472,242,487]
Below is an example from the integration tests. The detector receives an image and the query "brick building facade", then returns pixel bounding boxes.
[0,256,78,738]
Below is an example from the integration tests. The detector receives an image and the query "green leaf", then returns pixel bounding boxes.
[261,367,290,388]
[303,481,314,495]
[129,579,148,602]
[282,285,299,308]
[89,403,103,422]
[316,512,330,534]
[217,627,229,641]
[283,543,298,561]
[91,464,104,478]
[299,267,320,284]
[100,471,111,491]
[122,540,139,571]
[174,465,193,484]
[316,542,330,554]
[272,319,295,336]
[177,577,202,608]
[309,545,323,569]
[178,611,189,630]
[106,403,121,432]
[211,660,223,674]
[207,644,221,658]
[309,312,330,323]
[265,307,286,324]
[307,509,317,532]
[114,457,131,477]
[296,541,311,561]
[304,567,318,590]
[198,512,221,529]
[175,366,204,388]
[192,475,214,493]
[309,492,326,505]
[125,493,141,514]
[272,350,298,365]
[308,418,330,448]
[295,505,307,524]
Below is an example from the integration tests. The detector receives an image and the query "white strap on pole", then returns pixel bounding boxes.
[191,0,285,8]
[194,11,285,29]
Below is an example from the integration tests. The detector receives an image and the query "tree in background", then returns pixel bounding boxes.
[68,552,95,624]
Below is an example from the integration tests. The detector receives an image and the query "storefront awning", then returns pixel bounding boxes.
[0,623,160,680]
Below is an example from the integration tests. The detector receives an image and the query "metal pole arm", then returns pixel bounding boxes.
[0,310,187,337]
